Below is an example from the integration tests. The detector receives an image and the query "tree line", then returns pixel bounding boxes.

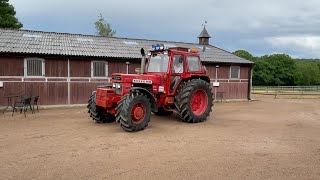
[233,50,320,86]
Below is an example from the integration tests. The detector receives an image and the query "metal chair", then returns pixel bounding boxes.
[31,96,39,113]
[12,96,32,117]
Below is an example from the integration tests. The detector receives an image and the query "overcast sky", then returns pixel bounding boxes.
[10,0,320,58]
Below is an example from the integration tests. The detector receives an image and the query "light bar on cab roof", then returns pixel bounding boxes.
[151,44,166,51]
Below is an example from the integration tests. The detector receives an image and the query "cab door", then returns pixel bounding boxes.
[169,53,185,94]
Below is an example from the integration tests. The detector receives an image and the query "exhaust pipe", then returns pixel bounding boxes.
[140,48,146,74]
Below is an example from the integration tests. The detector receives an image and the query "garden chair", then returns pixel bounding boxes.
[12,96,32,117]
[31,96,39,113]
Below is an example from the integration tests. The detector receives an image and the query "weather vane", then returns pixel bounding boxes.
[202,21,208,27]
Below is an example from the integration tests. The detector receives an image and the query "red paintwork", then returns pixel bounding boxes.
[94,47,208,115]
[190,89,208,116]
[131,103,146,123]
[96,88,121,115]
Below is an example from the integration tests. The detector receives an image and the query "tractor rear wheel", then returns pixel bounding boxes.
[116,91,151,132]
[87,91,115,123]
[175,79,213,123]
[153,107,173,116]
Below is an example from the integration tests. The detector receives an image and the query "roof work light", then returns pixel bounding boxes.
[151,44,166,51]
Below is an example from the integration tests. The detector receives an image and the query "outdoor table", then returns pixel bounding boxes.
[2,95,19,113]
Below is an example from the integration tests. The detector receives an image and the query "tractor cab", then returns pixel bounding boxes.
[145,44,208,95]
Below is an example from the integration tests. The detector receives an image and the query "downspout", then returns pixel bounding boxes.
[214,65,219,100]
[248,65,253,101]
[67,58,70,105]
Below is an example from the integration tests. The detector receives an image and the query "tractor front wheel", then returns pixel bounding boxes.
[175,79,213,123]
[87,91,115,123]
[116,91,151,132]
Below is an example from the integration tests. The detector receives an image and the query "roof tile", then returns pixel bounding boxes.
[0,28,253,64]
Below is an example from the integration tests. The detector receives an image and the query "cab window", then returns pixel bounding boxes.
[187,56,201,71]
[147,53,169,72]
[172,55,184,73]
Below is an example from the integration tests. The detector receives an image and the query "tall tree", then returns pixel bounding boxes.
[260,54,297,86]
[0,0,22,29]
[295,61,320,85]
[233,50,255,61]
[94,14,116,37]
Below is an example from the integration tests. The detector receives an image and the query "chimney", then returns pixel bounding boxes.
[198,27,211,45]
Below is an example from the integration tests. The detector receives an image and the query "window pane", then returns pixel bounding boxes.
[187,56,201,71]
[172,55,184,73]
[27,59,42,76]
[93,62,106,77]
[231,66,240,79]
[148,54,169,72]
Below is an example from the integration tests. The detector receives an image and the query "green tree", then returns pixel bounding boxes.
[0,0,22,29]
[232,50,320,86]
[233,50,254,61]
[251,58,273,85]
[94,14,116,37]
[295,61,320,85]
[260,54,297,85]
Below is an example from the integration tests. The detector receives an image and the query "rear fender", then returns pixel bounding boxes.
[130,87,158,112]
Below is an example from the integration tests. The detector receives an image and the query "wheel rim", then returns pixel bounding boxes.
[131,103,146,124]
[190,89,208,116]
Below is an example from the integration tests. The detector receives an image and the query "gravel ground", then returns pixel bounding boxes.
[0,95,320,180]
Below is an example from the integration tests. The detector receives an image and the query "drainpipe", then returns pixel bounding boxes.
[67,58,70,105]
[215,65,219,100]
[248,66,253,101]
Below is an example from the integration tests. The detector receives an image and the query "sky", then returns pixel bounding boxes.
[10,0,320,59]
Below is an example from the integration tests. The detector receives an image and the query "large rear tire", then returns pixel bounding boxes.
[116,91,151,132]
[87,91,115,123]
[175,79,213,123]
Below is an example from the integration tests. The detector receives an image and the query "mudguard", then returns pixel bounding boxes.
[130,87,158,112]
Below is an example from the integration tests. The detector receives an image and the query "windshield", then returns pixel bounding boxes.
[147,53,169,72]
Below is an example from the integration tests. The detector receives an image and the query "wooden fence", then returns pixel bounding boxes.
[252,86,320,98]
[253,86,320,93]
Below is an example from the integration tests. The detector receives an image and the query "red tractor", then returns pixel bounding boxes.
[87,44,213,132]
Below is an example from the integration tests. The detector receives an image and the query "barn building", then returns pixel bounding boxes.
[0,28,253,106]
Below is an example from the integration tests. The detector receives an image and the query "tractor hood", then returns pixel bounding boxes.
[111,73,162,85]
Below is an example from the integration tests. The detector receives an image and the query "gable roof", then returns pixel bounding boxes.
[0,28,253,64]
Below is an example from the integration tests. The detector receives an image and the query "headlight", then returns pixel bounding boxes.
[114,83,122,95]
[112,83,116,88]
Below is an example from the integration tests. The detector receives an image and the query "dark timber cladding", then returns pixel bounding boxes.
[0,28,254,106]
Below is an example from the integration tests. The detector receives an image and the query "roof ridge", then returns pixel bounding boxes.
[0,28,202,45]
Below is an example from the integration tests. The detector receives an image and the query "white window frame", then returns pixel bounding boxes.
[24,58,45,77]
[230,66,240,79]
[91,61,108,78]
